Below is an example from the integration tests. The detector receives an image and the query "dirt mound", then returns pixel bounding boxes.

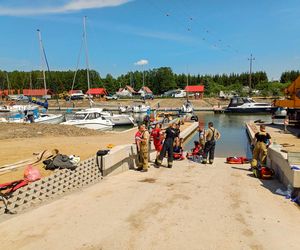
[0,123,103,140]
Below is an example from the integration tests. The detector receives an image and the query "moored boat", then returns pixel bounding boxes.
[100,111,135,126]
[61,108,114,130]
[224,97,275,113]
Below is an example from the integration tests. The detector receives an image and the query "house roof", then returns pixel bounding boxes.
[23,89,52,96]
[185,85,204,92]
[125,85,136,93]
[86,88,107,95]
[140,86,153,94]
[0,89,16,95]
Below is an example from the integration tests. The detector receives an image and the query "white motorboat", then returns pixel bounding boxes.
[132,104,150,113]
[225,97,275,113]
[100,111,135,126]
[181,101,194,113]
[0,106,10,112]
[35,113,65,124]
[61,108,114,130]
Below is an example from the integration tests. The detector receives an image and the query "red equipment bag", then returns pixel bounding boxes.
[226,156,249,164]
[260,167,275,179]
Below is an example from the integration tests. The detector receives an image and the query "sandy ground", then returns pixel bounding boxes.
[45,97,272,109]
[1,158,300,250]
[46,98,223,109]
[0,122,191,183]
[249,123,300,152]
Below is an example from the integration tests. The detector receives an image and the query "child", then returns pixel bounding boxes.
[186,141,202,162]
[173,138,184,160]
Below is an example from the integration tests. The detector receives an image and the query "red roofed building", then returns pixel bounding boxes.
[23,89,53,97]
[185,85,205,99]
[86,88,108,98]
[0,89,16,96]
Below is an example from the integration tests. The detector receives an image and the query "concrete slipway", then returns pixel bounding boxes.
[0,159,300,249]
[1,151,300,248]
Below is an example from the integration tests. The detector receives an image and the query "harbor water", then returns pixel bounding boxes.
[185,113,271,158]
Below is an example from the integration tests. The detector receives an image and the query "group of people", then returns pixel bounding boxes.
[135,119,221,172]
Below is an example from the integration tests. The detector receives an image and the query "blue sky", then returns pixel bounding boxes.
[0,0,299,80]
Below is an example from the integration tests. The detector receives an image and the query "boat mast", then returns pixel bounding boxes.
[186,66,189,102]
[37,29,47,96]
[83,16,91,97]
[6,73,11,95]
[29,72,33,90]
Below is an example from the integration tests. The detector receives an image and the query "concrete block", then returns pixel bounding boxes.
[268,148,300,188]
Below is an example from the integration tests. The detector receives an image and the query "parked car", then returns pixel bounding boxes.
[8,94,29,101]
[105,94,118,100]
[141,94,154,100]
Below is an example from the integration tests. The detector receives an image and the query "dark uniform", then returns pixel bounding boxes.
[157,126,177,168]
[203,127,220,164]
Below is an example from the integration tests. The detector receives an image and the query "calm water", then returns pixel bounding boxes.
[185,113,271,158]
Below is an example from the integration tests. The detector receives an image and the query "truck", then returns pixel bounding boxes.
[274,76,300,124]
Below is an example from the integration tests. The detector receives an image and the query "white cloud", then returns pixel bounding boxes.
[134,59,148,66]
[0,0,131,16]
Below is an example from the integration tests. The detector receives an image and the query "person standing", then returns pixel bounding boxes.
[198,127,205,148]
[156,123,177,168]
[139,124,150,172]
[151,123,163,159]
[202,122,221,164]
[251,124,271,171]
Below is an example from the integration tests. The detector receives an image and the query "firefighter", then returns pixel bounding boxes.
[136,124,150,172]
[251,124,271,169]
[202,122,221,164]
[156,123,177,168]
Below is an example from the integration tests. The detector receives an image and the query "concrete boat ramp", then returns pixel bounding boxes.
[1,158,300,250]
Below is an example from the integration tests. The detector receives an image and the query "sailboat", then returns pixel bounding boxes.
[181,72,194,113]
[61,17,115,130]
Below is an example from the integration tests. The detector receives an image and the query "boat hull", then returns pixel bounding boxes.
[35,114,65,124]
[224,107,276,114]
[107,115,134,126]
[62,122,112,130]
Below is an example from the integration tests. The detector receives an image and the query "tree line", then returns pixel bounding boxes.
[0,68,298,96]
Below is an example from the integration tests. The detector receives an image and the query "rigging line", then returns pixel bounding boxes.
[71,35,84,92]
[147,0,191,32]
[147,0,227,51]
[172,1,238,53]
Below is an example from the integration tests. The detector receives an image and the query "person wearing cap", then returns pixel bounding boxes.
[251,124,271,170]
[202,122,221,164]
[156,122,177,168]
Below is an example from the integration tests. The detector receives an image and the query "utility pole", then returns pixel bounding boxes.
[248,53,255,94]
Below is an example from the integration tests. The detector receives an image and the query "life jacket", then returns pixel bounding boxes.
[173,152,184,160]
[192,145,202,155]
[226,156,249,164]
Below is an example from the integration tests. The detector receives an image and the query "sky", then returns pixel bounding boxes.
[0,0,299,80]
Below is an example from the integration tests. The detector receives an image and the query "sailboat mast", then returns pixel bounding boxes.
[83,16,90,94]
[186,70,189,102]
[37,29,47,96]
[6,73,11,95]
